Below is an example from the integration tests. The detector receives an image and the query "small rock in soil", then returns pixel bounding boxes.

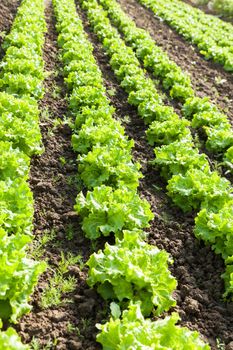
[47,211,60,221]
[35,181,54,192]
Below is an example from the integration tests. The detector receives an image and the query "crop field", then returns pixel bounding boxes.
[0,0,233,348]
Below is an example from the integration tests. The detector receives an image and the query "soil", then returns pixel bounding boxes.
[0,0,20,57]
[117,0,233,123]
[1,0,232,349]
[75,3,233,349]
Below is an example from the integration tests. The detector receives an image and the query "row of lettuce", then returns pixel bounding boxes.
[53,0,211,348]
[0,0,47,348]
[196,0,233,16]
[137,0,233,72]
[80,0,233,301]
[99,0,233,171]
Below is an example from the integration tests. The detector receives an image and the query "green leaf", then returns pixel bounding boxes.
[167,168,232,212]
[87,231,176,316]
[97,303,210,349]
[0,326,29,349]
[110,302,121,319]
[0,229,46,323]
[75,186,153,239]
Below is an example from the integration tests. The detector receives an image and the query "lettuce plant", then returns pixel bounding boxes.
[0,178,33,236]
[96,303,210,349]
[0,322,29,350]
[146,117,190,146]
[0,73,43,99]
[87,230,176,315]
[154,136,209,179]
[205,124,233,151]
[167,169,232,212]
[0,142,29,180]
[195,201,233,259]
[73,105,114,130]
[0,58,44,79]
[0,229,46,322]
[75,186,153,239]
[72,117,133,154]
[0,93,43,156]
[78,145,142,189]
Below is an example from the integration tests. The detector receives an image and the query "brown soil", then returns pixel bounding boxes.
[0,0,20,56]
[117,0,233,123]
[14,3,104,349]
[0,0,19,31]
[76,3,233,349]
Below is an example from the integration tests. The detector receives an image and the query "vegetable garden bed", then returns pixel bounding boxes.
[0,0,233,349]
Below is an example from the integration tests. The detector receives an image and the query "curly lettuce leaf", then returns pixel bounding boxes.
[0,178,34,235]
[87,230,176,316]
[0,92,43,155]
[195,201,233,259]
[0,141,29,180]
[167,168,232,212]
[0,323,29,350]
[96,303,210,349]
[78,145,142,189]
[146,116,190,146]
[0,229,46,322]
[72,117,133,154]
[154,136,209,179]
[75,186,154,239]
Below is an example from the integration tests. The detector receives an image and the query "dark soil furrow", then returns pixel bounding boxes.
[14,2,103,349]
[76,3,233,349]
[0,0,20,58]
[117,0,233,123]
